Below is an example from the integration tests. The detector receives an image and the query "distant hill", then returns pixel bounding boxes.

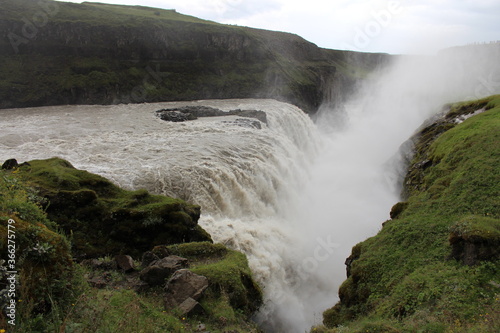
[0,0,389,112]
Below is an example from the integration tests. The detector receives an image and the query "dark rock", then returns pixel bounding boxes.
[389,202,409,219]
[177,297,205,316]
[157,110,198,122]
[140,255,189,286]
[164,269,209,310]
[2,159,18,170]
[449,217,500,266]
[115,255,135,272]
[151,245,170,259]
[1,159,31,170]
[141,251,160,268]
[156,106,267,126]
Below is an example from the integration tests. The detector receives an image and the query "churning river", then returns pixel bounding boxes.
[1,46,498,332]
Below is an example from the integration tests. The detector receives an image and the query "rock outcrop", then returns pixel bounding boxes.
[11,157,212,257]
[156,106,268,128]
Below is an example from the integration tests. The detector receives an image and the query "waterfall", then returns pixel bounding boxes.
[0,99,325,331]
[1,44,499,333]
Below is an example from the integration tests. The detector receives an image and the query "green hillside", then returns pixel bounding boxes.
[0,158,262,332]
[0,0,388,112]
[316,95,500,332]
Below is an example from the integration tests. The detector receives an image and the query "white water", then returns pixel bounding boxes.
[1,45,499,333]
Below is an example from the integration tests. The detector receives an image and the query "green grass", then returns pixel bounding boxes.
[320,95,500,332]
[168,242,263,316]
[0,0,387,112]
[0,162,262,332]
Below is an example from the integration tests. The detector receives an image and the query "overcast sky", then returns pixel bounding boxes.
[55,0,500,54]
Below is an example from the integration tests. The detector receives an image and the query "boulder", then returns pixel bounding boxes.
[164,269,208,310]
[141,251,160,268]
[2,158,18,170]
[151,245,170,259]
[177,297,205,316]
[140,255,189,286]
[115,254,135,272]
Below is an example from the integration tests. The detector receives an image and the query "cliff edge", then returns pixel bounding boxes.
[318,95,500,332]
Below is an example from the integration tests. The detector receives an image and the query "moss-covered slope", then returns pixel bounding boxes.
[320,95,500,332]
[0,159,262,332]
[0,0,389,113]
[13,158,211,257]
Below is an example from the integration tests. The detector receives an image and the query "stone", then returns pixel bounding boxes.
[177,297,205,316]
[140,255,189,286]
[156,106,267,125]
[2,159,18,170]
[141,251,160,268]
[115,254,135,272]
[151,245,170,259]
[164,269,209,310]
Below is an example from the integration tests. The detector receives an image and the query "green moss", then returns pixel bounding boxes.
[322,95,500,332]
[12,157,211,257]
[451,215,500,241]
[1,161,261,332]
[168,242,263,316]
[0,171,84,326]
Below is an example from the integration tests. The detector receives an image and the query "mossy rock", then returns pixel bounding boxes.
[449,215,500,265]
[167,242,263,316]
[15,158,212,257]
[389,202,409,219]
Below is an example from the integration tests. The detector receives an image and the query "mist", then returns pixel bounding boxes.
[0,41,499,333]
[258,43,500,332]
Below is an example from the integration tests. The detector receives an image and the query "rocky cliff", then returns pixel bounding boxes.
[317,95,500,332]
[0,0,390,112]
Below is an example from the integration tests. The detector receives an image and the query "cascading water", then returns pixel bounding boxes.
[0,99,325,331]
[1,44,499,333]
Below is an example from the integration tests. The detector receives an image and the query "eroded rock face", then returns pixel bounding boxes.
[164,269,209,314]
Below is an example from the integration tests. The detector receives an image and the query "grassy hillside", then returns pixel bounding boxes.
[0,0,389,112]
[0,158,262,332]
[316,95,500,332]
